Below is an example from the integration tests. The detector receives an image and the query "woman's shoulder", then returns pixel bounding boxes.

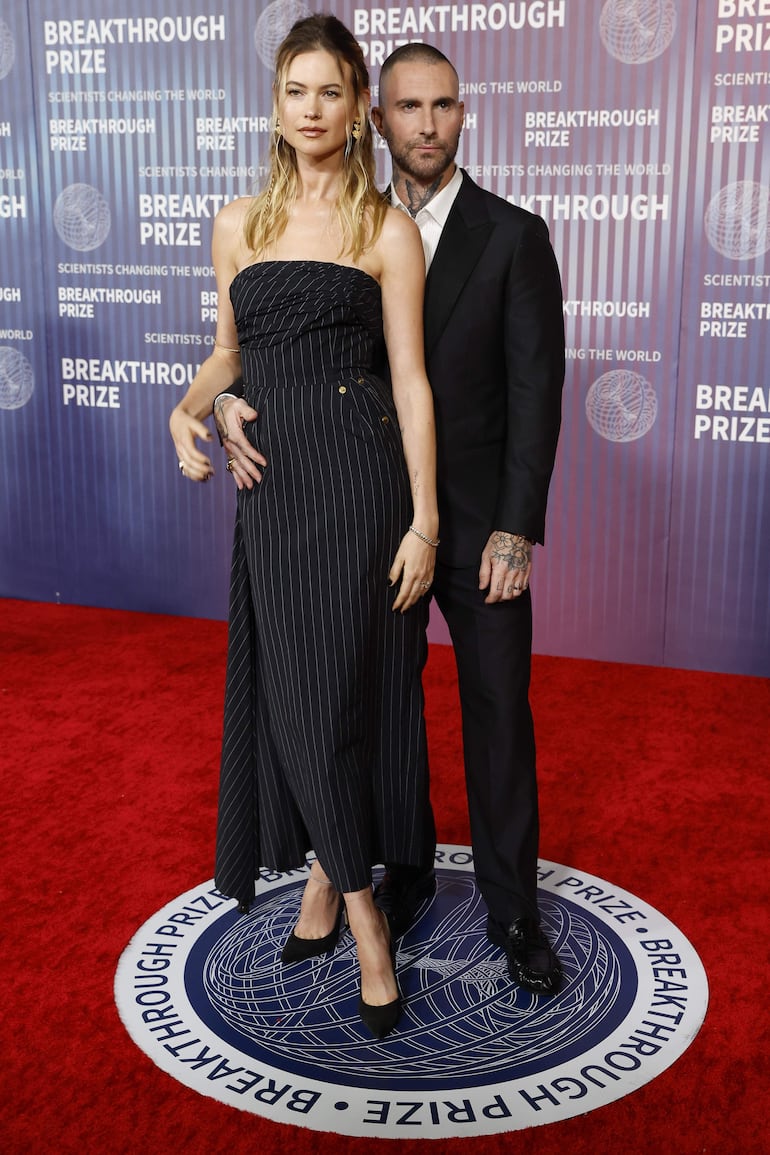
[374,203,422,261]
[212,197,256,271]
[215,195,255,230]
[380,202,419,239]
[365,205,425,290]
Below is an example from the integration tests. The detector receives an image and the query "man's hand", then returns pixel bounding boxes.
[479,531,533,603]
[215,394,268,490]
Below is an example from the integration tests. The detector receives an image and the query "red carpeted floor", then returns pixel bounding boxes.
[2,598,768,1154]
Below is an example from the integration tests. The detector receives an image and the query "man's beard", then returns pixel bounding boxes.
[387,133,460,185]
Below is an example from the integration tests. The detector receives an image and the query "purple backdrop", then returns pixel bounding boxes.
[0,1,767,676]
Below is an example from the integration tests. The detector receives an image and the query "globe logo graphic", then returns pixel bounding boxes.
[197,876,630,1085]
[586,370,658,442]
[0,347,34,409]
[114,855,709,1136]
[704,181,770,261]
[53,184,111,251]
[254,0,312,70]
[599,0,677,63]
[0,18,14,80]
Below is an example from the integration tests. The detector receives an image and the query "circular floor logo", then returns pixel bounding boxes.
[115,848,707,1138]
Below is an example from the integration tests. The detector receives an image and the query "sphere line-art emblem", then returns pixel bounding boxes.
[704,182,770,262]
[254,0,312,70]
[586,370,658,442]
[0,18,15,80]
[599,0,677,64]
[115,851,708,1137]
[0,347,34,410]
[53,184,112,251]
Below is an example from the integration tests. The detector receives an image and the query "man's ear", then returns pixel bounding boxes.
[371,106,384,136]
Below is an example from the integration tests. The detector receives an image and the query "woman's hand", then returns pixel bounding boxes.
[388,530,436,612]
[169,405,214,482]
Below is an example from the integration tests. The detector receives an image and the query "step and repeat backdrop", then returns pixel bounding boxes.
[0,1,768,675]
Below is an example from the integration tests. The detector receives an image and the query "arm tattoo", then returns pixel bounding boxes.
[490,532,532,571]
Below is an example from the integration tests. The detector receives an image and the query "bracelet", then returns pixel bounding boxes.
[215,341,240,353]
[409,524,440,548]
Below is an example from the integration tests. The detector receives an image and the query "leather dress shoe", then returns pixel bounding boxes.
[373,867,436,939]
[487,915,562,995]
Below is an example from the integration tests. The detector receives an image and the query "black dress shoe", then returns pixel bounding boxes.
[373,866,436,939]
[487,915,562,995]
[281,898,344,965]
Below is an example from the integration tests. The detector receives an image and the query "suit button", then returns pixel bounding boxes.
[338,385,347,394]
[357,376,365,384]
[381,415,389,424]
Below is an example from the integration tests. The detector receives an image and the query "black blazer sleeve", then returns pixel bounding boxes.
[494,214,564,544]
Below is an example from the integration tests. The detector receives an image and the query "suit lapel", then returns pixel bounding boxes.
[424,172,494,356]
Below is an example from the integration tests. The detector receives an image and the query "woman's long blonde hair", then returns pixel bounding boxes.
[244,15,387,262]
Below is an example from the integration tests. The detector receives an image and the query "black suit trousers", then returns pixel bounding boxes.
[432,560,541,925]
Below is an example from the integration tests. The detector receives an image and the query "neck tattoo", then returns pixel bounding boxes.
[395,171,444,218]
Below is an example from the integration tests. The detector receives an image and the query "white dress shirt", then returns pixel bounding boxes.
[390,165,463,270]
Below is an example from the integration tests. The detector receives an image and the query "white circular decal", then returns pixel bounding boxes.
[0,18,15,80]
[704,181,770,262]
[254,0,312,70]
[599,0,677,64]
[53,183,111,251]
[586,370,658,442]
[0,346,34,409]
[116,848,707,1138]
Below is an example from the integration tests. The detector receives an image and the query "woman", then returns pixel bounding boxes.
[169,15,437,1039]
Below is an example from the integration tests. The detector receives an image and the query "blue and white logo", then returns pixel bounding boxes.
[115,849,707,1137]
[53,183,111,251]
[0,346,34,409]
[586,369,658,442]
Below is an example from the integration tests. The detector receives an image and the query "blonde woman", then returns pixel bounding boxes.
[169,15,437,1039]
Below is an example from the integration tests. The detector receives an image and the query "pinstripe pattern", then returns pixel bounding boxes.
[214,261,432,904]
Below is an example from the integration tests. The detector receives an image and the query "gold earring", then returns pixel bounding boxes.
[351,118,362,140]
[274,116,282,137]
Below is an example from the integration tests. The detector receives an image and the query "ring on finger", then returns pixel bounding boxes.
[226,458,236,473]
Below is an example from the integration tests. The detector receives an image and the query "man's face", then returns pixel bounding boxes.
[372,60,464,187]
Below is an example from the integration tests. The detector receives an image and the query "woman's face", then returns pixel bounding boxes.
[276,49,359,162]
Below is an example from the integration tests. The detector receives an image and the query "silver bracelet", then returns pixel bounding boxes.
[408,524,440,548]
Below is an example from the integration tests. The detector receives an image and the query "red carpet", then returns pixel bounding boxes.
[2,598,768,1154]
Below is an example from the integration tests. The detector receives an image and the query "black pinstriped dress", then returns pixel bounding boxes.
[214,260,434,905]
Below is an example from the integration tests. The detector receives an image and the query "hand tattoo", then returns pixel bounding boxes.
[490,532,532,572]
[213,395,230,442]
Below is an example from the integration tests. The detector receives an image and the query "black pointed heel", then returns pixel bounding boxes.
[358,922,401,1039]
[281,897,344,965]
[357,990,401,1039]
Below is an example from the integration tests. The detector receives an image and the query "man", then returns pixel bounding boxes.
[370,44,565,995]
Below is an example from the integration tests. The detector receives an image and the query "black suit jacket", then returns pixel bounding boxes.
[425,170,565,566]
